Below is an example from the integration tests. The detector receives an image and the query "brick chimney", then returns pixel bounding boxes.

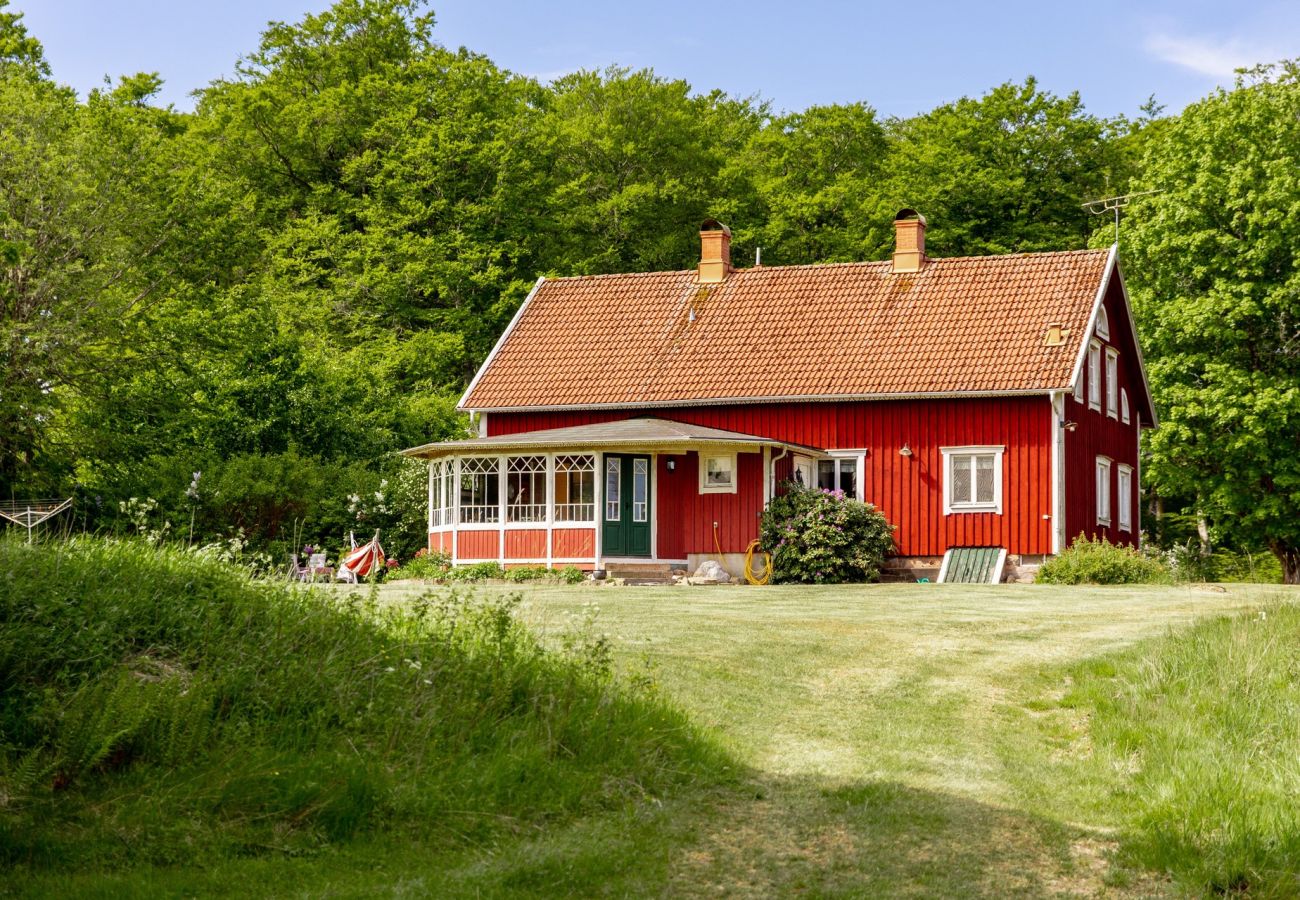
[891,209,927,273]
[697,219,732,283]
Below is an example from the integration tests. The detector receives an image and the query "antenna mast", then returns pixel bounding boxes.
[1082,190,1162,243]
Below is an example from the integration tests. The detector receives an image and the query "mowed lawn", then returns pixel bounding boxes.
[358,580,1284,897]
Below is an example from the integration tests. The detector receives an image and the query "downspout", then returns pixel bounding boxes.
[769,447,790,501]
[1051,392,1066,555]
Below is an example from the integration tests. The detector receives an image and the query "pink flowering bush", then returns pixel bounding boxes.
[759,483,896,584]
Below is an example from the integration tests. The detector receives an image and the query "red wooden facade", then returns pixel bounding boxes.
[486,396,1057,558]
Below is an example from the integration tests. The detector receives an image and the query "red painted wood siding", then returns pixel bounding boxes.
[553,528,595,559]
[504,529,546,559]
[1065,277,1142,546]
[457,531,498,560]
[488,396,1054,556]
[429,531,453,554]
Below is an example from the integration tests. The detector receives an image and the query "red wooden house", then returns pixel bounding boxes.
[403,211,1156,580]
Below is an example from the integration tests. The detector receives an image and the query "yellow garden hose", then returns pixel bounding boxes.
[744,539,772,586]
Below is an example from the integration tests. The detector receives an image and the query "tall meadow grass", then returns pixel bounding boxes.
[0,537,728,871]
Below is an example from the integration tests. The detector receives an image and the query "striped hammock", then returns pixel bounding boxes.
[339,530,385,581]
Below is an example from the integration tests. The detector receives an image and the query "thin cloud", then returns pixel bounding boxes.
[1144,32,1277,78]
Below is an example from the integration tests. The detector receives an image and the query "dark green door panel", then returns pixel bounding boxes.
[602,454,651,558]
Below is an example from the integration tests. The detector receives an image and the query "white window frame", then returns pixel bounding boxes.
[1096,456,1112,526]
[1095,306,1110,341]
[1072,374,1083,404]
[1117,464,1133,532]
[699,451,738,494]
[553,454,596,523]
[1120,388,1130,425]
[458,456,502,525]
[1105,347,1119,419]
[1087,340,1102,412]
[941,445,1004,515]
[816,450,865,500]
[506,455,548,524]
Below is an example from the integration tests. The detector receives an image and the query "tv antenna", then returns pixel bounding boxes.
[0,498,73,543]
[1083,190,1162,243]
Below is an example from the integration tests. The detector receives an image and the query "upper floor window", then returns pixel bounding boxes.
[1088,340,1102,411]
[1105,348,1119,419]
[942,446,1004,514]
[1121,388,1131,425]
[1095,306,1110,340]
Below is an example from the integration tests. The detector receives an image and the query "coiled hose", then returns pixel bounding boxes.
[744,539,772,585]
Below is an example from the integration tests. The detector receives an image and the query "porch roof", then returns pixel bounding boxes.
[400,417,825,460]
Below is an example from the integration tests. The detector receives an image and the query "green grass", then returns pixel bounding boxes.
[0,539,727,889]
[5,545,1298,897]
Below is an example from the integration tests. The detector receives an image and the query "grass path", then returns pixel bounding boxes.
[372,580,1281,896]
[28,581,1288,898]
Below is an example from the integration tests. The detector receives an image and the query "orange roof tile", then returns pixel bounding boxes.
[462,249,1113,411]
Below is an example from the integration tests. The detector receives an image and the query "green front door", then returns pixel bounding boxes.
[602,454,651,557]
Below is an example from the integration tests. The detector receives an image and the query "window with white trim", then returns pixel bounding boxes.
[1117,464,1133,532]
[1096,457,1112,526]
[506,455,547,523]
[633,458,650,521]
[942,446,1004,514]
[817,452,862,499]
[1121,388,1130,425]
[430,459,453,527]
[1087,340,1102,411]
[553,454,595,522]
[1105,347,1119,419]
[1073,374,1083,404]
[700,452,737,493]
[605,457,621,521]
[1095,306,1110,340]
[459,457,500,524]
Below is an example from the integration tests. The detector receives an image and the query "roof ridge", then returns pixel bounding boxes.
[541,247,1109,282]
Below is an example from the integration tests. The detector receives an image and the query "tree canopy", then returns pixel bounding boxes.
[2,0,1293,578]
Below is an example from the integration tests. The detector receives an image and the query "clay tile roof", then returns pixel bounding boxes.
[462,248,1113,411]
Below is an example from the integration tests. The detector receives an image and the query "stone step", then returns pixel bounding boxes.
[603,562,678,585]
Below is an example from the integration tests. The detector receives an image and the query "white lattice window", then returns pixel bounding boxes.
[554,454,596,522]
[942,446,1004,514]
[1118,464,1133,531]
[430,459,452,527]
[1096,457,1112,526]
[459,457,500,524]
[506,456,547,523]
[1088,340,1102,411]
[632,458,649,522]
[1106,348,1119,419]
[605,457,621,521]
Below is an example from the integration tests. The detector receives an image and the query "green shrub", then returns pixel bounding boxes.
[1037,535,1173,584]
[445,561,506,582]
[391,549,451,580]
[1066,603,1300,893]
[759,484,896,584]
[504,564,550,583]
[557,565,587,585]
[0,537,727,870]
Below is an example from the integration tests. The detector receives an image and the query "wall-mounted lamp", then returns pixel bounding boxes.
[1061,420,1079,432]
[666,458,676,472]
[899,443,914,458]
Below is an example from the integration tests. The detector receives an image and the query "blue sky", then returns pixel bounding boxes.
[11,1,1300,118]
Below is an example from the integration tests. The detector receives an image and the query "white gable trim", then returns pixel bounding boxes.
[1067,244,1116,399]
[1065,246,1157,428]
[458,276,546,411]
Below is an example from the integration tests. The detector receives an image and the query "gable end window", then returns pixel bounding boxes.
[1072,373,1084,404]
[1105,348,1119,419]
[941,446,1004,515]
[1087,340,1102,411]
[1117,464,1133,532]
[1121,388,1130,425]
[699,452,737,494]
[1095,306,1110,341]
[1096,457,1112,526]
